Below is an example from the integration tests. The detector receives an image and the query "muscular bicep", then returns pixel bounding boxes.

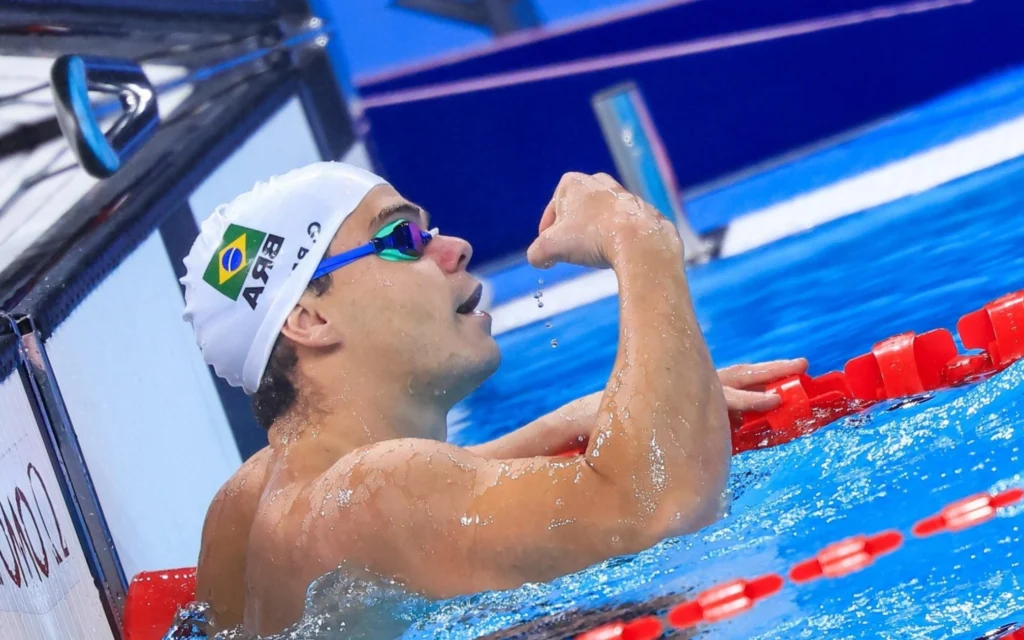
[315,440,644,597]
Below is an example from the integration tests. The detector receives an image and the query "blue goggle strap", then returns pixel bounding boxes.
[311,243,375,280]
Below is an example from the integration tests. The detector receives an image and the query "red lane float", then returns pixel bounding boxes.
[666,573,784,629]
[575,616,663,640]
[844,330,959,400]
[941,352,995,386]
[123,568,197,640]
[1003,625,1024,640]
[579,482,1021,638]
[958,291,1024,370]
[729,289,1024,454]
[912,488,1024,537]
[731,371,860,454]
[789,531,903,583]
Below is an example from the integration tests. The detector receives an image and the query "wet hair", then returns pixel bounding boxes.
[250,273,333,429]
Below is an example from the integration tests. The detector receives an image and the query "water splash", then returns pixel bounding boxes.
[236,571,431,640]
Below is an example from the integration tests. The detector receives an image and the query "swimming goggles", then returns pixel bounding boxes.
[312,219,436,280]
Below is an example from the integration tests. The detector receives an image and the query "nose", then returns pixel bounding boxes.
[427,234,473,273]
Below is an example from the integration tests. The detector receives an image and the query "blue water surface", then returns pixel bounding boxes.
[414,153,1024,638]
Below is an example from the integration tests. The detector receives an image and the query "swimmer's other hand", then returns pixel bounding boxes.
[718,358,809,413]
[527,172,681,270]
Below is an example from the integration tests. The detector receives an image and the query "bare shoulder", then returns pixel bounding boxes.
[204,447,273,528]
[298,440,478,542]
[310,439,478,508]
[196,447,273,627]
[339,438,477,477]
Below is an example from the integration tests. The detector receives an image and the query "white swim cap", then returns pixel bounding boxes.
[181,162,388,394]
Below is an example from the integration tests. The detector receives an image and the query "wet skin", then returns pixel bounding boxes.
[195,174,808,635]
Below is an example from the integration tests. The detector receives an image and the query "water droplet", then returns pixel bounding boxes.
[537,301,544,308]
[545,322,552,329]
[551,339,558,348]
[538,278,544,285]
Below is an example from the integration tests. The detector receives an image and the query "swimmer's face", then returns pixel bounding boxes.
[302,184,500,408]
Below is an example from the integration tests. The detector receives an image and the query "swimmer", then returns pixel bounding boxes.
[181,163,807,635]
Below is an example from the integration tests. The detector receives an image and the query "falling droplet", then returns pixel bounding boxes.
[538,278,544,285]
[545,322,552,329]
[551,339,558,348]
[538,301,545,308]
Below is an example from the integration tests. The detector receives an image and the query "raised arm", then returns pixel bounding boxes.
[312,173,731,595]
[561,173,731,532]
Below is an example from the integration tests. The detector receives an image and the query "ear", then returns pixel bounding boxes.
[279,299,343,349]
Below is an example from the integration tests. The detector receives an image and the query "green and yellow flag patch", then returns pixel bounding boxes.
[203,224,267,300]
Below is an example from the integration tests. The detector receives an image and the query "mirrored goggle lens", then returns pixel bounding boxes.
[375,220,432,258]
[404,220,428,255]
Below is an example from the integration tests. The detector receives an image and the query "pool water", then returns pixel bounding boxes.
[432,154,1024,638]
[244,142,1024,640]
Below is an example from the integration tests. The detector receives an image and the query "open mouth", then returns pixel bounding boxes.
[457,284,483,315]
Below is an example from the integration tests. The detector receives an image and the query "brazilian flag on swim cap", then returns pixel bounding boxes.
[202,224,267,301]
